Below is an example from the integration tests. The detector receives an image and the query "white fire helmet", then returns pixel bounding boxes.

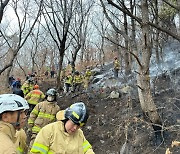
[0,94,29,114]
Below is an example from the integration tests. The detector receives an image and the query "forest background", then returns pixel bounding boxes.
[0,0,180,153]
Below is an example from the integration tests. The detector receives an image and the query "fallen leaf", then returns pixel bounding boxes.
[165,148,172,154]
[171,141,180,147]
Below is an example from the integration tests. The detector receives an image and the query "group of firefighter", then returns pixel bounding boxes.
[63,66,93,93]
[0,69,95,153]
[0,58,120,153]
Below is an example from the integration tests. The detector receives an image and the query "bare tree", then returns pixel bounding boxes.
[100,0,164,142]
[69,0,94,72]
[42,0,76,89]
[28,16,48,73]
[42,0,94,89]
[137,0,162,139]
[92,15,108,66]
[0,0,43,87]
[105,0,180,41]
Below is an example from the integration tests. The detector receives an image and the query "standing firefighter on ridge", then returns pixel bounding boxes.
[72,71,83,92]
[84,66,92,91]
[64,72,73,93]
[113,56,120,78]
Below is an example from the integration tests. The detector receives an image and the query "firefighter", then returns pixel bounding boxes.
[84,67,92,90]
[30,102,94,154]
[0,94,29,153]
[21,78,34,96]
[12,87,27,153]
[64,72,73,93]
[27,88,60,151]
[25,84,45,115]
[113,56,120,78]
[72,70,83,92]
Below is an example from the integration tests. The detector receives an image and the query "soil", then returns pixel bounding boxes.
[38,71,180,154]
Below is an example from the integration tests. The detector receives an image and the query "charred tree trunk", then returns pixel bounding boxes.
[138,0,162,143]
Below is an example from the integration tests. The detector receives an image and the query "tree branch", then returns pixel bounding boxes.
[105,0,180,41]
[162,0,180,11]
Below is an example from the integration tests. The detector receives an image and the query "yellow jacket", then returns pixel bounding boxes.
[65,74,73,85]
[21,82,34,96]
[0,121,16,154]
[84,70,92,80]
[113,59,120,70]
[73,74,83,84]
[30,111,94,154]
[15,128,28,154]
[25,89,45,105]
[28,100,60,134]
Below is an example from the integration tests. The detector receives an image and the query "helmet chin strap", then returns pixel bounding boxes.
[11,111,21,127]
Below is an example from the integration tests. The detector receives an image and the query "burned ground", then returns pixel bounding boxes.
[39,69,180,154]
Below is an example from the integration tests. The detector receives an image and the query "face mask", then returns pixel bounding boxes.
[47,96,55,102]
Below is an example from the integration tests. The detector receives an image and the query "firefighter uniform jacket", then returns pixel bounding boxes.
[30,110,94,154]
[25,89,45,105]
[0,121,16,154]
[30,121,95,154]
[73,74,83,84]
[113,59,120,70]
[65,74,73,85]
[84,69,92,80]
[28,100,60,134]
[21,82,34,96]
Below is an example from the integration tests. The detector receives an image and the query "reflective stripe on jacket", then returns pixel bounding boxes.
[65,75,73,84]
[113,59,120,70]
[73,74,83,84]
[0,121,17,154]
[21,82,34,95]
[28,101,60,134]
[25,89,45,105]
[16,146,23,154]
[84,70,92,79]
[30,121,95,154]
